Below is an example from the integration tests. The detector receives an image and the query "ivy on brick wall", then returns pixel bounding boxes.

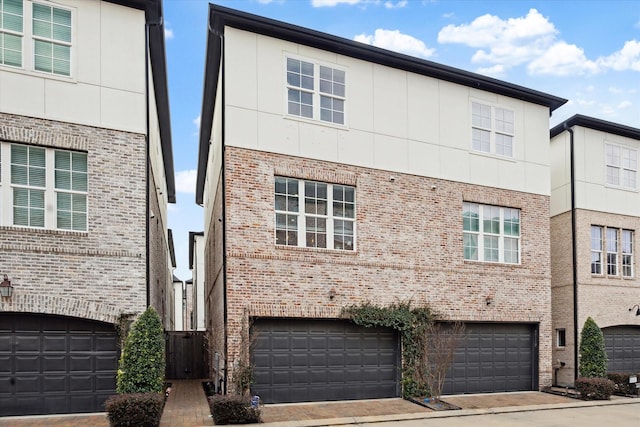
[342,301,434,398]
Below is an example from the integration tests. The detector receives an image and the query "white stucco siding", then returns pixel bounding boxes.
[223,27,552,195]
[0,0,146,133]
[552,125,640,217]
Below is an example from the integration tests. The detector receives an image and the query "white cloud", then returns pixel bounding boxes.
[618,100,633,109]
[164,27,174,40]
[597,40,640,71]
[193,115,201,128]
[312,0,362,6]
[609,86,623,94]
[175,169,197,194]
[476,64,506,78]
[385,0,407,9]
[354,29,435,58]
[528,42,599,76]
[442,12,455,19]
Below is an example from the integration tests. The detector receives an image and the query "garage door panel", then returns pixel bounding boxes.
[95,336,117,351]
[15,356,39,373]
[42,355,66,372]
[253,319,399,403]
[43,336,66,352]
[69,336,91,352]
[16,376,40,393]
[96,355,118,372]
[16,336,40,352]
[43,376,66,392]
[443,323,536,395]
[604,326,640,372]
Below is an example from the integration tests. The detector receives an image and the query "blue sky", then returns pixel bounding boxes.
[163,0,640,279]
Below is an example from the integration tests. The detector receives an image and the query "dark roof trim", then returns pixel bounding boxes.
[107,0,176,203]
[551,114,640,140]
[189,231,204,270]
[196,4,567,203]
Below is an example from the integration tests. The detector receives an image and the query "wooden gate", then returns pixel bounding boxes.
[165,331,209,379]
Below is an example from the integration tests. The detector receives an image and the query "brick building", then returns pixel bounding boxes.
[550,115,640,386]
[196,5,566,403]
[0,0,174,416]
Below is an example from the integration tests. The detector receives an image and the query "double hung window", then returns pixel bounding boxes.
[275,176,355,250]
[606,144,637,190]
[463,202,520,264]
[286,57,345,125]
[1,142,87,231]
[471,101,514,157]
[0,0,72,76]
[591,225,634,277]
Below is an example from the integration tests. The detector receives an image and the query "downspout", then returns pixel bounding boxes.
[145,21,151,308]
[565,123,578,381]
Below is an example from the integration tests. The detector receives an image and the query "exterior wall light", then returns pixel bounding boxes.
[0,275,14,298]
[629,304,640,316]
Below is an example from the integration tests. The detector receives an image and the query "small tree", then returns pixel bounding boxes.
[579,317,607,378]
[416,321,465,402]
[117,306,165,394]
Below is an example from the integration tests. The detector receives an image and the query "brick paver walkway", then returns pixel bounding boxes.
[160,379,212,426]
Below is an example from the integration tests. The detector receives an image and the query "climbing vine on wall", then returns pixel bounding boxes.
[342,301,434,398]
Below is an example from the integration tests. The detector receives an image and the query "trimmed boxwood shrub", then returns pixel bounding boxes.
[578,317,607,378]
[575,377,615,400]
[117,307,165,394]
[607,372,640,396]
[105,393,164,427]
[208,395,261,425]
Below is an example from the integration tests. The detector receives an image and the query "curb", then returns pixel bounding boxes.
[258,397,639,427]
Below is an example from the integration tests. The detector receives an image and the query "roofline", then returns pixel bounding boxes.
[189,231,205,270]
[551,114,640,140]
[107,0,176,203]
[196,4,568,203]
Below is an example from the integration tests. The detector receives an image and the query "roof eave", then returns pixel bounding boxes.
[551,114,640,140]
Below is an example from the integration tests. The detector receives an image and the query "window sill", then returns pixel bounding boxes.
[469,150,517,163]
[0,225,87,236]
[275,244,357,255]
[283,114,349,131]
[463,259,521,267]
[0,64,76,83]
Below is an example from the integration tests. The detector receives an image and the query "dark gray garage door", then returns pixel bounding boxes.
[603,326,640,372]
[0,313,118,416]
[443,323,537,395]
[251,319,400,403]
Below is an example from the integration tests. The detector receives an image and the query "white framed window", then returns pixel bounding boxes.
[0,0,73,77]
[471,101,514,157]
[591,225,634,278]
[463,202,520,264]
[286,56,345,125]
[591,225,603,274]
[275,176,355,250]
[622,229,633,278]
[556,328,566,348]
[0,0,23,68]
[606,143,637,190]
[1,142,87,231]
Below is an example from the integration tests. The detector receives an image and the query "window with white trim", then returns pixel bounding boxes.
[606,144,637,190]
[0,0,23,68]
[286,57,345,125]
[463,202,520,264]
[1,142,87,231]
[275,176,355,250]
[591,225,634,278]
[471,101,514,157]
[0,0,72,76]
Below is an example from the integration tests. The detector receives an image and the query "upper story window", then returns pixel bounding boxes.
[275,176,355,251]
[463,202,520,264]
[606,144,637,190]
[286,57,345,125]
[0,0,72,76]
[471,101,514,157]
[0,0,23,68]
[1,142,87,231]
[591,225,634,277]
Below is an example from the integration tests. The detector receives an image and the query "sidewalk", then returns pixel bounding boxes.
[160,379,211,426]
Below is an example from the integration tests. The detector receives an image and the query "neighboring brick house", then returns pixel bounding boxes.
[0,0,174,416]
[196,5,566,403]
[550,115,640,386]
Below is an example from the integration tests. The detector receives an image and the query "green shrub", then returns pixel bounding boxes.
[575,377,615,400]
[607,372,640,396]
[117,306,165,394]
[208,395,261,425]
[105,393,164,427]
[578,317,607,378]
